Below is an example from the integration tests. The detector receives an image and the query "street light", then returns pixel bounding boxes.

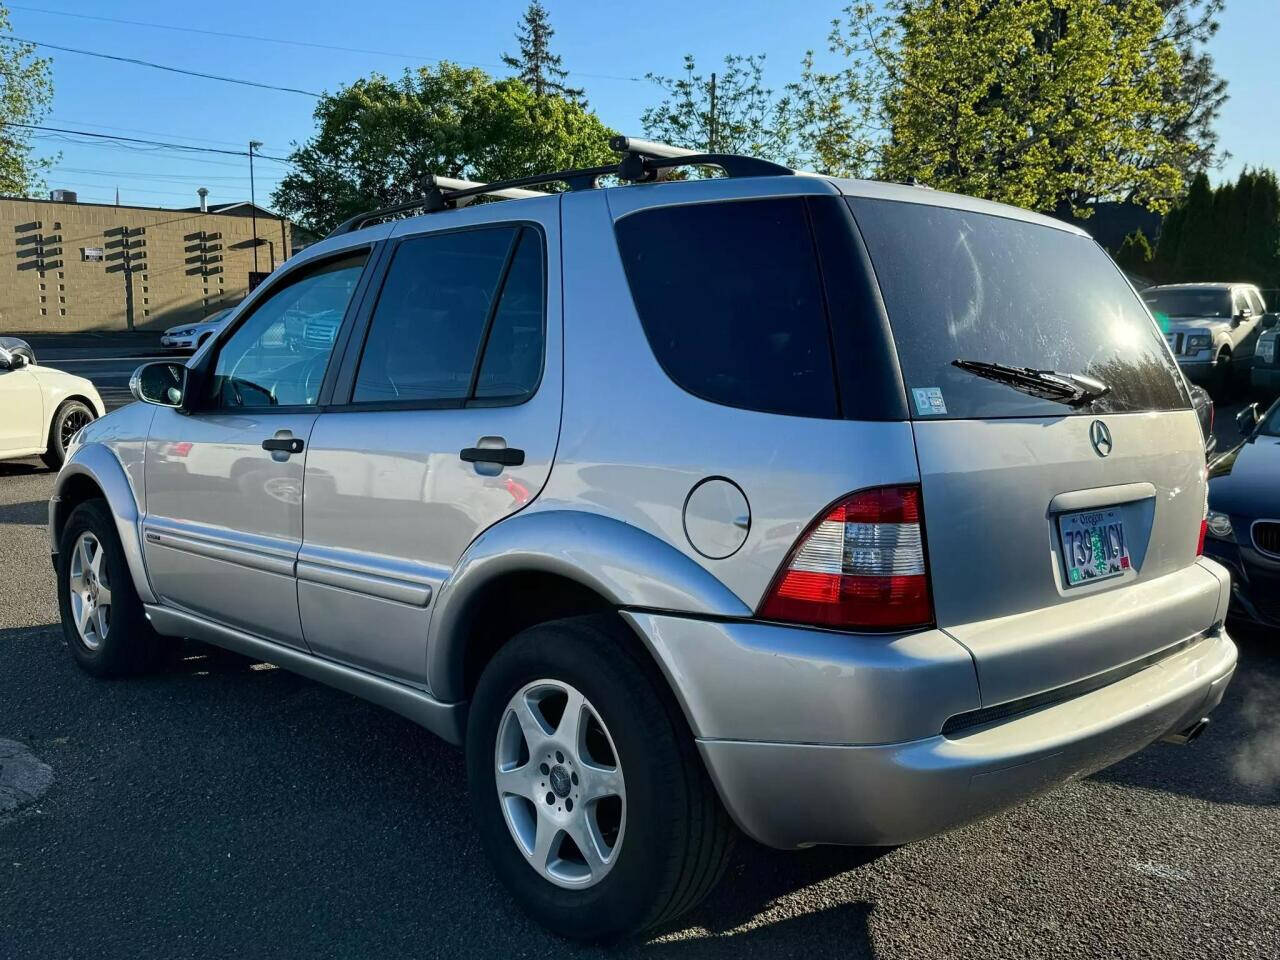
[249,140,264,275]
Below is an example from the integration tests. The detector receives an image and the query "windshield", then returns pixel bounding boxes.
[848,198,1188,419]
[1142,289,1232,319]
[1260,401,1280,438]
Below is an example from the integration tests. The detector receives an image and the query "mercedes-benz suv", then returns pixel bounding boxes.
[50,140,1237,941]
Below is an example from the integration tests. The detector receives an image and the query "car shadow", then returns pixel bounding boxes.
[1090,624,1280,806]
[0,460,50,477]
[0,499,49,525]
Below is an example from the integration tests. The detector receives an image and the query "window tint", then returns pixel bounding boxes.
[353,228,517,404]
[209,254,366,408]
[614,198,839,419]
[475,229,545,400]
[849,198,1187,419]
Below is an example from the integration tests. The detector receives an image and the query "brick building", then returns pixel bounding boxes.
[0,195,293,334]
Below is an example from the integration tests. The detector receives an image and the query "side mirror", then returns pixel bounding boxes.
[1236,403,1260,433]
[130,361,189,408]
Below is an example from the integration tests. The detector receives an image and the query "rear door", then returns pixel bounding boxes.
[846,195,1217,705]
[298,199,561,686]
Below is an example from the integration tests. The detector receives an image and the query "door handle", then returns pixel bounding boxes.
[460,446,524,466]
[262,437,304,454]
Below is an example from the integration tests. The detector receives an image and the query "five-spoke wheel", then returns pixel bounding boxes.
[68,531,111,650]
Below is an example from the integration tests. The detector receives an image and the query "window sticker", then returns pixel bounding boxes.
[912,386,947,416]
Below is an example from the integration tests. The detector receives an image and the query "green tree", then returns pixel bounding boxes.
[1153,0,1228,176]
[834,0,1194,216]
[271,64,614,234]
[640,51,878,177]
[1155,169,1280,288]
[1114,228,1155,275]
[501,1,584,105]
[0,3,54,194]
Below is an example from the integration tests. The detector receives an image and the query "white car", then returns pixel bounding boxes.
[159,308,235,351]
[0,338,106,469]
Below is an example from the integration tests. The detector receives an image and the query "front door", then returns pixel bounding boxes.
[0,362,44,455]
[142,251,371,648]
[299,202,562,686]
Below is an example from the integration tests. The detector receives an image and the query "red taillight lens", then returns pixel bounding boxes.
[758,485,933,630]
[1197,519,1207,556]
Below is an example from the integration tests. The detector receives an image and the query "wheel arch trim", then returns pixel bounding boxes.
[51,443,157,604]
[427,509,751,701]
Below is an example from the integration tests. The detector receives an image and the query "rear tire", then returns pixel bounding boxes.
[41,399,95,470]
[57,499,172,677]
[466,616,734,941]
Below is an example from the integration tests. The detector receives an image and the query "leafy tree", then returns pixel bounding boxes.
[501,1,584,105]
[832,0,1194,216]
[271,64,614,234]
[0,3,54,194]
[1153,0,1228,176]
[1114,228,1155,275]
[640,51,878,177]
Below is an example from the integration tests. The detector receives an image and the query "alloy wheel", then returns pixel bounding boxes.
[60,408,92,448]
[494,679,626,889]
[68,532,111,651]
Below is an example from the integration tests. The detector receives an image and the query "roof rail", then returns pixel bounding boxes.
[325,136,794,238]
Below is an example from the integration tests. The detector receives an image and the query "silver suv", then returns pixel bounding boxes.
[50,141,1237,941]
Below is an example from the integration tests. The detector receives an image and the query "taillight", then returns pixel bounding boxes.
[1197,519,1208,556]
[758,485,933,630]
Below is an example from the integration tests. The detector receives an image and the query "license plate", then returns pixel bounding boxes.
[1058,508,1130,586]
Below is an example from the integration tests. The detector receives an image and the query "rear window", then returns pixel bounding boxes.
[614,197,838,418]
[849,197,1188,419]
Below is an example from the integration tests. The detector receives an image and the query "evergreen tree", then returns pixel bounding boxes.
[1115,229,1155,276]
[501,2,585,105]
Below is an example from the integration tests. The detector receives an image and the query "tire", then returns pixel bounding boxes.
[466,616,734,941]
[41,399,95,470]
[57,499,172,677]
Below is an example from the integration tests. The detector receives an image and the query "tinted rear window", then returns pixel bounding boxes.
[849,197,1188,419]
[614,197,839,419]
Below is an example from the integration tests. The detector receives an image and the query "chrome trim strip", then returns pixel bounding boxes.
[296,560,432,607]
[145,605,466,744]
[1048,482,1157,514]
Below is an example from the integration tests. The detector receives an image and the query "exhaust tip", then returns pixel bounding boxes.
[1162,717,1210,745]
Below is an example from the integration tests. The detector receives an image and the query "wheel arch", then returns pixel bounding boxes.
[46,394,102,442]
[428,509,750,704]
[51,443,156,604]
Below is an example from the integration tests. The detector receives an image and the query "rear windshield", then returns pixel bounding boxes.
[849,197,1188,419]
[1142,289,1233,319]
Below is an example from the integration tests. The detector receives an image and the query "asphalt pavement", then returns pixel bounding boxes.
[1,348,1278,959]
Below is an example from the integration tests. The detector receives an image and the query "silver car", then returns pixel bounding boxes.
[1142,283,1269,395]
[50,142,1237,940]
[159,307,235,351]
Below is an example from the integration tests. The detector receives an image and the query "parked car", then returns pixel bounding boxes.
[159,307,235,351]
[49,143,1238,941]
[1189,382,1217,457]
[1252,317,1280,395]
[1142,283,1269,396]
[1203,399,1280,630]
[0,337,105,468]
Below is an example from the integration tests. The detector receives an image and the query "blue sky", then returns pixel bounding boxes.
[7,0,1275,209]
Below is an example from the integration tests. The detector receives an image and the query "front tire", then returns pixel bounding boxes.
[466,616,734,941]
[41,399,95,470]
[57,499,171,677]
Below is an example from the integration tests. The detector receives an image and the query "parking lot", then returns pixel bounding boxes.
[2,342,1278,959]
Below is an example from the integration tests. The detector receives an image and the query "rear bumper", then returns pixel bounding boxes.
[696,629,1235,848]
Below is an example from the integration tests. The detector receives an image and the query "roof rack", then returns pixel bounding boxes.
[326,136,794,237]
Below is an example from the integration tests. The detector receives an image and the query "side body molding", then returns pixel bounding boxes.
[50,441,157,605]
[426,508,752,700]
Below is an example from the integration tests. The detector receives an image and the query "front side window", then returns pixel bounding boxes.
[208,254,367,408]
[352,226,545,405]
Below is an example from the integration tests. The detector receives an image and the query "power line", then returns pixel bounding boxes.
[4,122,293,161]
[1,34,322,97]
[51,166,260,182]
[8,3,648,83]
[48,117,281,151]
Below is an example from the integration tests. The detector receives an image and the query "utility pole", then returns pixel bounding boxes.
[708,72,717,153]
[249,139,263,274]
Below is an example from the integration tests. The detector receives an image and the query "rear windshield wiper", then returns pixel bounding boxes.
[951,359,1110,407]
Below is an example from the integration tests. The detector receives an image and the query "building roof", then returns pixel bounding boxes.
[1,194,285,220]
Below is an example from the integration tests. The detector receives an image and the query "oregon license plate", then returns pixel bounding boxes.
[1058,508,1130,586]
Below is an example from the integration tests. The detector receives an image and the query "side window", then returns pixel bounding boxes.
[1248,289,1266,315]
[209,253,367,408]
[613,197,839,419]
[352,225,545,405]
[1234,291,1251,316]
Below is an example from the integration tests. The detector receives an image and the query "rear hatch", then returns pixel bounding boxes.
[845,193,1218,706]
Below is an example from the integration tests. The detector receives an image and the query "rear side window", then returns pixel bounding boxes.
[614,198,839,419]
[849,198,1188,419]
[352,226,544,405]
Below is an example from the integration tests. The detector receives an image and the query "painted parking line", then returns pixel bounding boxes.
[44,355,176,364]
